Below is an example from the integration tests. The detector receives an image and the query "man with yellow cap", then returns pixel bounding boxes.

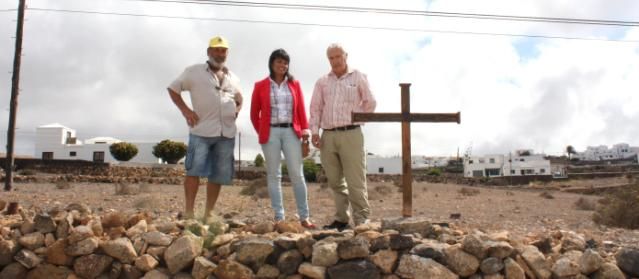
[167,36,243,220]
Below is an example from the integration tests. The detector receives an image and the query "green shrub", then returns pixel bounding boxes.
[303,159,321,182]
[152,140,187,164]
[593,184,639,229]
[427,168,442,176]
[279,159,320,182]
[254,154,265,167]
[109,142,139,162]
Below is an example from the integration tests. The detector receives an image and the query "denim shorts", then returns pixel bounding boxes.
[184,134,235,185]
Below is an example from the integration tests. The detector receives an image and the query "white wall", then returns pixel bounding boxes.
[367,156,402,174]
[576,143,639,161]
[34,124,163,164]
[35,126,75,160]
[464,153,551,177]
[463,154,505,177]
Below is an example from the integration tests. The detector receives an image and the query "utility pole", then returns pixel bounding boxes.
[237,132,241,179]
[5,0,26,191]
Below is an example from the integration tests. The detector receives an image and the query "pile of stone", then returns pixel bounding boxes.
[1,204,638,279]
[2,166,267,185]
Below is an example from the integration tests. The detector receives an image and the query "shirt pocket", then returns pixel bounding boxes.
[220,87,237,121]
[341,82,359,102]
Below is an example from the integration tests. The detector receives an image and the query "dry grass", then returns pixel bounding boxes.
[539,191,555,199]
[458,187,480,196]
[18,169,36,176]
[374,184,393,195]
[593,183,639,229]
[574,197,597,211]
[239,178,269,199]
[139,183,153,193]
[133,195,163,209]
[55,181,73,190]
[115,183,139,195]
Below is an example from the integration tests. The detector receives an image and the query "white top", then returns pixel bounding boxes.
[169,63,242,138]
[269,77,293,124]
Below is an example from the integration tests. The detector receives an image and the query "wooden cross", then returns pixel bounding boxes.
[353,83,461,217]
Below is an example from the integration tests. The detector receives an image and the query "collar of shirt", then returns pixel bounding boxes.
[328,66,355,79]
[205,61,229,74]
[269,76,289,89]
[204,63,232,89]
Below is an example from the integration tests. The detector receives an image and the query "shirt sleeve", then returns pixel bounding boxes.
[309,79,324,135]
[168,68,190,94]
[358,72,376,113]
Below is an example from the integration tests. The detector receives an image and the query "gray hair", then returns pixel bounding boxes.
[326,43,347,56]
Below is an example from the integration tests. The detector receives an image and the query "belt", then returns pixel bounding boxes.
[270,123,293,128]
[324,125,360,131]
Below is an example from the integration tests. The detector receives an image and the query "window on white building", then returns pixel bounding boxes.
[69,151,76,157]
[42,152,53,160]
[93,152,105,163]
[540,169,545,174]
[489,158,495,163]
[378,167,384,173]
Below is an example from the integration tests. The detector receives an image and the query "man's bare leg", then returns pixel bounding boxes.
[204,182,222,219]
[183,176,200,219]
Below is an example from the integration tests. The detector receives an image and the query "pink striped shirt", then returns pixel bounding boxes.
[309,68,377,135]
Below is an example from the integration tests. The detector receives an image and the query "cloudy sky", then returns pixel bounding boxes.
[1,0,638,160]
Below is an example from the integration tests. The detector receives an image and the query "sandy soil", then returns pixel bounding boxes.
[2,178,637,247]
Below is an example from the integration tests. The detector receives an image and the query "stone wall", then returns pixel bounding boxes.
[0,204,637,279]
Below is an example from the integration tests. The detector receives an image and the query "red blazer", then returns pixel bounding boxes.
[250,77,309,144]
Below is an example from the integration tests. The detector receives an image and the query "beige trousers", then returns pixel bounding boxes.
[320,127,370,224]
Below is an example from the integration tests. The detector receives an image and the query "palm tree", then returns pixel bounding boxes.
[566,145,576,160]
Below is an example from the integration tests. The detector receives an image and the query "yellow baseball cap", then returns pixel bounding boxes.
[209,36,229,49]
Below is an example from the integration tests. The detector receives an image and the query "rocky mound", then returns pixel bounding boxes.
[0,204,638,279]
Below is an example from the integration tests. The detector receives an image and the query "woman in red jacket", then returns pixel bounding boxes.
[250,49,315,229]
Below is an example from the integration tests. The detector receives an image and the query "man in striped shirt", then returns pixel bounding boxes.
[309,43,377,230]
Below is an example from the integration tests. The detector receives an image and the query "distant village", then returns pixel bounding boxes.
[28,123,639,179]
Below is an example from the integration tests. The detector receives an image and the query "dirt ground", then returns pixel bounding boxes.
[2,177,637,247]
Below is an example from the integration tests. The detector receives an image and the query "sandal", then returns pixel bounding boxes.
[300,219,317,229]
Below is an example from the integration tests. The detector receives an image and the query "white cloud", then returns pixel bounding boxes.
[1,0,638,160]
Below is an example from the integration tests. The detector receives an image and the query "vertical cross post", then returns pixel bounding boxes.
[400,84,412,217]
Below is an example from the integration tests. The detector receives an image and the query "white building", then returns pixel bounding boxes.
[463,150,551,178]
[35,123,161,164]
[367,155,402,174]
[574,143,639,161]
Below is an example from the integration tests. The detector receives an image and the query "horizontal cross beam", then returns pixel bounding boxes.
[352,112,461,123]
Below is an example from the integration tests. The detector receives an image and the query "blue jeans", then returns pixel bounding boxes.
[261,127,310,220]
[185,134,235,185]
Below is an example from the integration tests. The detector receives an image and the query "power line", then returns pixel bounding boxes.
[0,9,18,12]
[129,0,639,27]
[26,7,639,43]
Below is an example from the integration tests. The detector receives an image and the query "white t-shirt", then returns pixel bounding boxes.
[169,63,242,138]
